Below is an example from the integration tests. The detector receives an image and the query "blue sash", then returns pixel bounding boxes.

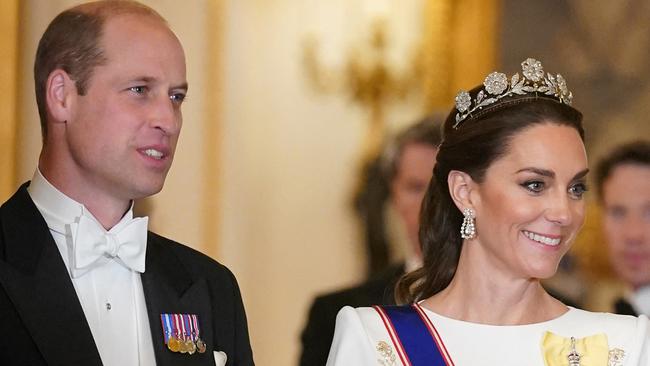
[375,305,452,366]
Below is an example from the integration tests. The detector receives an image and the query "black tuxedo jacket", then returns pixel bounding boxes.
[614,297,639,316]
[298,264,404,366]
[0,183,254,366]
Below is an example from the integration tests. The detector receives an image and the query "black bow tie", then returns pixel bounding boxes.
[614,297,638,316]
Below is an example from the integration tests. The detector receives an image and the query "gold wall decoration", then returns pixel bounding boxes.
[303,18,421,163]
[422,0,500,110]
[0,0,20,201]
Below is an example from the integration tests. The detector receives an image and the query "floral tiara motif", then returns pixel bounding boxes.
[453,58,573,129]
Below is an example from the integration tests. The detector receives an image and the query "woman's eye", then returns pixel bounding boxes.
[568,182,588,199]
[523,181,544,193]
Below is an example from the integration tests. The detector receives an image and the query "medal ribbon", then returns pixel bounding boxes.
[173,314,182,340]
[374,305,454,366]
[192,314,201,339]
[185,314,194,342]
[160,313,173,343]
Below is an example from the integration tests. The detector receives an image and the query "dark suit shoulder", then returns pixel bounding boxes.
[146,231,236,283]
[299,264,403,366]
[312,263,403,308]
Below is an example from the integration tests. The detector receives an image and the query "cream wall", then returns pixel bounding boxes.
[220,1,425,364]
[16,1,426,365]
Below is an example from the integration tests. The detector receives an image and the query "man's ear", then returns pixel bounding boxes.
[447,170,478,212]
[45,69,77,124]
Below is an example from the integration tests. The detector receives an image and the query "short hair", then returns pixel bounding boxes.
[595,140,650,200]
[34,0,166,138]
[381,114,443,184]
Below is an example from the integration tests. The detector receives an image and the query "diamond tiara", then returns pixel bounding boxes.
[453,58,573,129]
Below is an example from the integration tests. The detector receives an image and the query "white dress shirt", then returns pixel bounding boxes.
[28,169,156,366]
[630,285,650,316]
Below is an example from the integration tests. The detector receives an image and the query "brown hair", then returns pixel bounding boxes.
[595,140,650,201]
[34,0,166,138]
[395,89,584,304]
[381,114,443,184]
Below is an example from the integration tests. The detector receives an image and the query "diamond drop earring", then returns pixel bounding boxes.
[460,208,476,239]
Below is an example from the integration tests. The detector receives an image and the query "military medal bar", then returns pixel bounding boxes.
[160,313,207,355]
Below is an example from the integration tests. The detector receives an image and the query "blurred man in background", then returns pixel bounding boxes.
[596,140,650,315]
[298,115,441,366]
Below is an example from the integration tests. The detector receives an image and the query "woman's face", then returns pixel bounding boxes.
[469,123,588,280]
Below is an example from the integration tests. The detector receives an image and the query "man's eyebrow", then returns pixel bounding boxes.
[129,77,188,91]
[515,167,555,178]
[172,82,188,92]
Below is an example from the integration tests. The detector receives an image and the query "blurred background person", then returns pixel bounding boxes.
[299,115,441,366]
[596,140,650,315]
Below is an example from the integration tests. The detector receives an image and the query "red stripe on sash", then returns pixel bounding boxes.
[413,304,455,366]
[374,305,412,366]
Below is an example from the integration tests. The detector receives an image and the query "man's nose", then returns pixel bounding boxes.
[149,94,181,135]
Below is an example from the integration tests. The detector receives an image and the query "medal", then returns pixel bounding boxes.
[196,338,207,353]
[567,337,581,366]
[184,314,198,355]
[186,338,197,354]
[191,314,207,353]
[161,312,206,355]
[168,335,181,352]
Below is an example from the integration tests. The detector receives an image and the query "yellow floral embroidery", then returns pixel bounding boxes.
[377,341,396,366]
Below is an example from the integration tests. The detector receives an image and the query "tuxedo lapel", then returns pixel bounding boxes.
[614,297,638,316]
[0,184,102,365]
[142,233,215,365]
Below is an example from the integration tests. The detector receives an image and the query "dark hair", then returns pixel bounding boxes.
[34,0,165,138]
[382,114,444,183]
[395,88,584,304]
[595,140,650,200]
[356,114,443,275]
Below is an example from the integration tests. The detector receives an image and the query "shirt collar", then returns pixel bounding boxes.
[630,285,650,315]
[27,168,134,234]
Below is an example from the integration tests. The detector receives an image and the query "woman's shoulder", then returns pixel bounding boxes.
[560,308,649,358]
[564,307,647,331]
[335,305,388,334]
[328,306,399,365]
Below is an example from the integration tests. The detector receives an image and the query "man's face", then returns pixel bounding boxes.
[390,143,438,255]
[62,14,187,203]
[602,164,650,289]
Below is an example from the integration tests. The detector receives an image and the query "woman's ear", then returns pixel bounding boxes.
[447,170,477,212]
[45,69,76,124]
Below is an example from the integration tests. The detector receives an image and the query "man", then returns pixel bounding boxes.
[299,117,441,366]
[0,2,253,365]
[595,140,650,316]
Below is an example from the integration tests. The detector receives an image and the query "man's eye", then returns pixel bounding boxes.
[129,86,146,94]
[522,181,544,193]
[608,207,626,219]
[170,93,186,104]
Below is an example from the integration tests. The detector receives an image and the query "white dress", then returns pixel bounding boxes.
[327,304,650,365]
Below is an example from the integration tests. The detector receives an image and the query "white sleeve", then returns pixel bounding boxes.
[326,306,377,366]
[626,314,650,365]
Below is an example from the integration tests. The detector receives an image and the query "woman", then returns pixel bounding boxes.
[326,58,649,365]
